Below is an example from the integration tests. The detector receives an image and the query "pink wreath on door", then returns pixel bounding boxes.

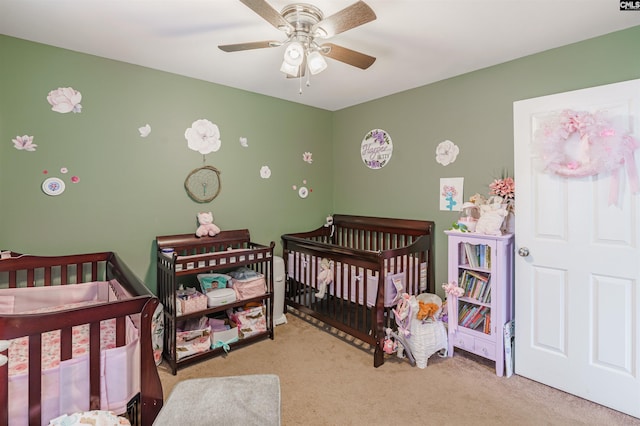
[533,109,639,205]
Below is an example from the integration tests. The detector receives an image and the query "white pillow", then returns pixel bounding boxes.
[48,410,131,426]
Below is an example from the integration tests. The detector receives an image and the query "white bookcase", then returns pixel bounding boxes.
[445,231,514,376]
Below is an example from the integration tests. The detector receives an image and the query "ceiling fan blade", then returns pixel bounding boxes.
[312,1,376,38]
[322,43,376,69]
[218,40,279,52]
[239,0,293,32]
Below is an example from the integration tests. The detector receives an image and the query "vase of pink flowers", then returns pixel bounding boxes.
[489,176,515,234]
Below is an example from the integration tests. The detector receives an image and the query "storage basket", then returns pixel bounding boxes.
[230,275,266,301]
[176,323,211,360]
[408,318,448,368]
[407,293,448,368]
[177,290,207,316]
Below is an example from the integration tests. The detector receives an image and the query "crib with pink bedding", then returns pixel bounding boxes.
[281,214,435,367]
[0,251,163,426]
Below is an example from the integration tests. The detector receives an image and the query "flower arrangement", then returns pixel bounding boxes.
[489,175,515,213]
[489,176,515,200]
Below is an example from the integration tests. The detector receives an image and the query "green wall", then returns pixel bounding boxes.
[332,25,640,290]
[2,26,639,294]
[0,36,333,292]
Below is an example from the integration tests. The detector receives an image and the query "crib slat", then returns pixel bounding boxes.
[89,322,101,410]
[28,334,43,425]
[0,345,7,426]
[45,266,52,286]
[61,327,73,360]
[116,317,126,347]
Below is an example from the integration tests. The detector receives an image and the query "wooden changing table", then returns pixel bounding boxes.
[156,230,275,374]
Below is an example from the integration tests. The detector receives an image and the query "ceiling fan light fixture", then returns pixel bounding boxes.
[280,60,299,76]
[307,50,327,75]
[283,41,304,66]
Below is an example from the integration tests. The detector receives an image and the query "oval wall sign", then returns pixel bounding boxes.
[361,129,393,169]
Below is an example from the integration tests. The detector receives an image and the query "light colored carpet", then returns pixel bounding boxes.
[157,311,640,426]
[153,375,280,426]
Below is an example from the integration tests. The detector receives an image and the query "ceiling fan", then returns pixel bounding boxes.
[218,0,377,78]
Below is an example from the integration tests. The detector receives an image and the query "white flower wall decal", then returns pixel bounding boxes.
[260,166,271,179]
[138,124,151,137]
[239,137,248,147]
[185,119,221,154]
[435,140,460,166]
[46,87,82,113]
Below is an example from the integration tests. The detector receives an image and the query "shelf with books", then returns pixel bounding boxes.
[445,231,514,377]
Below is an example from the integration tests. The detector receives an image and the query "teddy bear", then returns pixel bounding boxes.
[475,199,507,236]
[315,258,334,298]
[416,301,440,321]
[195,212,221,238]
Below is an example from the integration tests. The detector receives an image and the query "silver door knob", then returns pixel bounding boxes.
[518,247,530,257]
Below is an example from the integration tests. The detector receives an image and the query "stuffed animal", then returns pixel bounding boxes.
[475,199,507,236]
[195,212,221,238]
[416,301,440,321]
[315,258,334,298]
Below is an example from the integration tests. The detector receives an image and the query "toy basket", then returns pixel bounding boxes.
[407,293,448,368]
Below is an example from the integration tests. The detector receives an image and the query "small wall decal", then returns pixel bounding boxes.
[185,119,221,154]
[12,135,37,151]
[240,137,248,147]
[292,179,312,198]
[436,140,459,166]
[42,177,65,196]
[440,177,464,211]
[303,152,313,164]
[361,129,393,169]
[138,124,151,137]
[47,87,82,113]
[260,166,271,179]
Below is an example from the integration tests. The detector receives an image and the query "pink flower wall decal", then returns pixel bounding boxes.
[12,135,37,151]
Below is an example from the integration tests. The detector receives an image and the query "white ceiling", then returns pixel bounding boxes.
[2,1,639,111]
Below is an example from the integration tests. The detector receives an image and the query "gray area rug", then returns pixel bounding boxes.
[153,374,280,425]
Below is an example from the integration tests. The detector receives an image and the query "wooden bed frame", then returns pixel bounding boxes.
[281,214,435,367]
[0,251,163,426]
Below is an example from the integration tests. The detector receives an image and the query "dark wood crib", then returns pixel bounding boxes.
[0,251,163,426]
[281,214,435,367]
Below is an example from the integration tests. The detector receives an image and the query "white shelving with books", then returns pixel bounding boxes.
[444,231,514,376]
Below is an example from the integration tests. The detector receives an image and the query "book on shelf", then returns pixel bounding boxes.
[457,302,490,331]
[463,243,477,267]
[461,243,492,269]
[458,269,491,303]
[458,304,490,330]
[483,313,491,334]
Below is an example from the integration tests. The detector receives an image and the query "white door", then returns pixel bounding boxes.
[513,79,640,418]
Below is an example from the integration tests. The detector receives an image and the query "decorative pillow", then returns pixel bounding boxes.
[48,410,131,426]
